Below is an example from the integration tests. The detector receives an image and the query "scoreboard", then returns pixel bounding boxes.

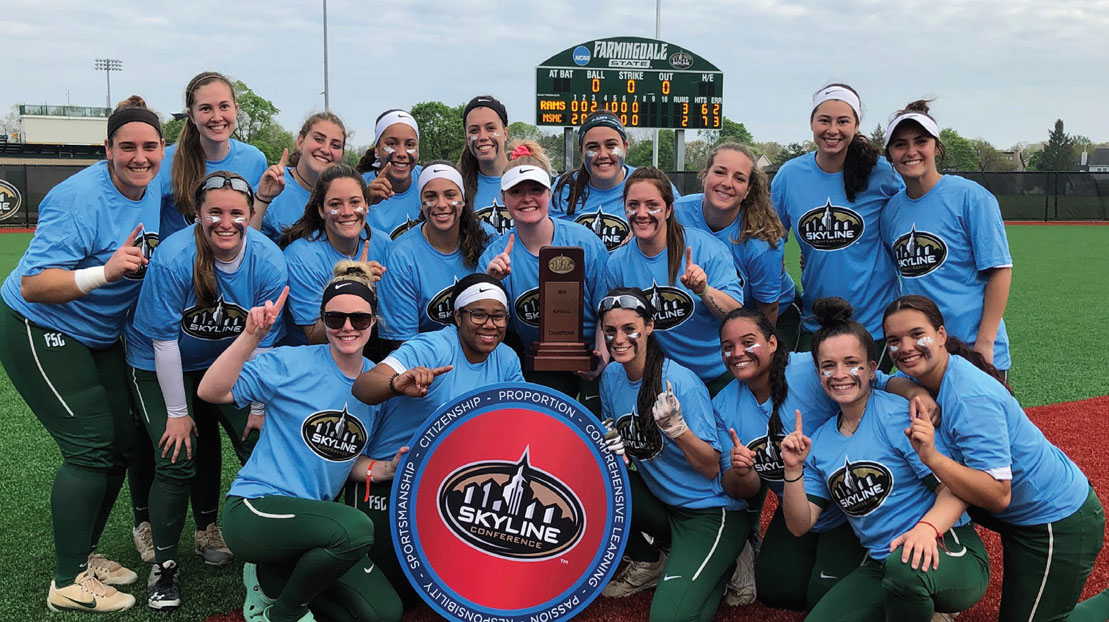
[535,36,724,130]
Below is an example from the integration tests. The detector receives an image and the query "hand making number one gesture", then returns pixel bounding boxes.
[366,155,396,205]
[245,286,289,339]
[679,246,708,296]
[104,223,149,282]
[486,233,514,280]
[728,428,756,476]
[256,148,288,203]
[905,396,938,461]
[359,240,386,282]
[780,409,812,470]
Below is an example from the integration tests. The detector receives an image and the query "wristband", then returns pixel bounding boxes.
[694,285,708,297]
[256,195,273,204]
[917,520,949,551]
[74,266,109,294]
[249,402,265,417]
[363,460,377,502]
[784,470,803,483]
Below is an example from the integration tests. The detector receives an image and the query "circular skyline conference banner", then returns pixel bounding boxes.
[392,383,630,622]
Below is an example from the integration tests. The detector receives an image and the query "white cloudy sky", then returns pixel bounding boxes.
[4,0,1107,150]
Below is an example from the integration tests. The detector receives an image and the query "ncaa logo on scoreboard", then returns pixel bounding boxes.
[393,383,628,622]
[572,46,591,66]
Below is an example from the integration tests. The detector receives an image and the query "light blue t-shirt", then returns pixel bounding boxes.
[601,358,740,510]
[281,228,392,346]
[473,173,515,236]
[880,175,1013,370]
[158,139,268,239]
[126,226,287,371]
[712,353,846,532]
[933,355,1087,526]
[802,389,969,561]
[674,193,795,309]
[376,227,487,340]
[771,152,903,336]
[364,166,424,239]
[551,165,680,252]
[260,168,313,243]
[366,325,524,459]
[2,161,161,348]
[228,345,375,501]
[478,219,608,353]
[604,227,743,382]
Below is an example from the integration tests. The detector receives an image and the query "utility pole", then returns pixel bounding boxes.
[652,0,661,167]
[94,58,122,108]
[322,0,330,112]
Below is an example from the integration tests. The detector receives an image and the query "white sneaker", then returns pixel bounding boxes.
[723,540,757,606]
[133,521,155,564]
[931,614,960,622]
[601,553,667,597]
[47,573,136,613]
[87,552,138,585]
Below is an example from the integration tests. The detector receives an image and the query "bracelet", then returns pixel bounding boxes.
[916,519,948,551]
[388,372,400,395]
[694,285,708,297]
[784,470,803,483]
[255,195,273,204]
[363,460,377,502]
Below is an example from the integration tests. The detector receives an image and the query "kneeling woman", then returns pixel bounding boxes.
[349,274,524,607]
[782,298,988,621]
[598,287,745,622]
[197,264,402,622]
[883,295,1108,622]
[126,171,288,609]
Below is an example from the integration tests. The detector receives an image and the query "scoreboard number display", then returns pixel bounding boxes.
[535,36,724,130]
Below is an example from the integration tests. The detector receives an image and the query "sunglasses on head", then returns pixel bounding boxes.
[196,174,254,205]
[321,311,374,330]
[598,294,647,314]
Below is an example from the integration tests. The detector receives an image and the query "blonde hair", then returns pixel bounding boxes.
[502,139,552,174]
[700,143,785,247]
[330,260,376,289]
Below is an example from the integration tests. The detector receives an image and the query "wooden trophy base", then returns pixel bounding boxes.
[525,342,593,372]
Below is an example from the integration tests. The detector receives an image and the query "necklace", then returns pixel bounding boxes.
[837,412,860,435]
[291,166,312,190]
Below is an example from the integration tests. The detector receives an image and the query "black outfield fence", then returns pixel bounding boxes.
[0,164,1106,228]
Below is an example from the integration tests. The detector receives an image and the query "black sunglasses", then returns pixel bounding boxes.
[321,311,374,330]
[196,174,254,205]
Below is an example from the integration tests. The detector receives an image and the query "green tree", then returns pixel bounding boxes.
[162,117,185,145]
[701,117,753,147]
[772,142,814,168]
[410,101,465,162]
[626,130,675,170]
[232,81,280,145]
[684,139,712,172]
[869,123,886,151]
[970,138,1009,172]
[937,128,979,171]
[1037,120,1078,171]
[507,121,566,171]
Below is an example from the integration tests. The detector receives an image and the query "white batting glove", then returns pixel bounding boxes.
[652,380,688,439]
[601,418,625,456]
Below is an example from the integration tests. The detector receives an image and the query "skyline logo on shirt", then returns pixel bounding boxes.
[390,214,424,240]
[615,411,663,460]
[645,281,694,331]
[181,295,247,340]
[892,224,948,278]
[301,405,367,462]
[747,431,785,482]
[475,199,514,235]
[797,200,864,251]
[123,229,160,281]
[426,279,459,326]
[828,457,893,517]
[514,288,540,327]
[573,206,629,251]
[438,447,585,560]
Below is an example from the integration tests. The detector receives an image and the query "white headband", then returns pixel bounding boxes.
[453,282,508,311]
[374,110,420,144]
[417,164,466,199]
[811,86,862,120]
[884,112,941,145]
[500,165,551,192]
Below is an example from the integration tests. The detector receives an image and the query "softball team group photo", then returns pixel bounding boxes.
[4,70,1108,622]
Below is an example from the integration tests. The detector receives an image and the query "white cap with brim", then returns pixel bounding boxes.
[884,112,941,146]
[500,165,552,192]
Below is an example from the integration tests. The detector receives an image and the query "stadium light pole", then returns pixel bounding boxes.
[322,0,330,112]
[94,58,122,109]
[652,0,660,167]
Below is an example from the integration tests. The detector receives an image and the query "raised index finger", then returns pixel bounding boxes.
[684,246,693,271]
[504,233,514,254]
[124,223,144,245]
[794,409,804,435]
[278,147,289,169]
[729,428,742,448]
[376,153,393,178]
[431,365,453,376]
[272,286,290,314]
[361,239,370,263]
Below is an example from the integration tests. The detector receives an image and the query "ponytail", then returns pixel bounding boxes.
[720,308,791,436]
[192,223,218,308]
[842,134,879,203]
[173,72,236,219]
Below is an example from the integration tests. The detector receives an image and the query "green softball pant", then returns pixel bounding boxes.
[0,299,134,586]
[223,495,401,622]
[755,506,867,610]
[127,366,256,562]
[345,480,422,611]
[973,486,1107,622]
[804,523,990,622]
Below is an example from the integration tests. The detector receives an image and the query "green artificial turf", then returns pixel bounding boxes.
[0,224,1104,620]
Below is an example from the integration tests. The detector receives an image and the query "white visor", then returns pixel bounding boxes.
[884,112,941,146]
[500,165,551,192]
[374,110,419,144]
[453,282,508,310]
[417,164,466,199]
[811,86,862,120]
